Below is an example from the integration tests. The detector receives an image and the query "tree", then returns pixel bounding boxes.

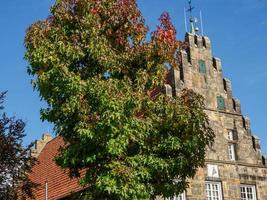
[0,92,36,200]
[24,0,214,199]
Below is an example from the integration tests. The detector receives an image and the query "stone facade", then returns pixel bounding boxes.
[31,133,53,158]
[164,33,267,200]
[29,32,267,200]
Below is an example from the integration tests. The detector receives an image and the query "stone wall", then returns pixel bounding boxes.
[165,33,267,200]
[185,163,267,200]
[31,133,53,158]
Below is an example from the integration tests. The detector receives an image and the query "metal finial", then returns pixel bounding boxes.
[187,0,195,34]
[186,0,200,35]
[187,0,194,19]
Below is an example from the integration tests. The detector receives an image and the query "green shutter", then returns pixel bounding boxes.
[198,60,206,74]
[217,96,225,110]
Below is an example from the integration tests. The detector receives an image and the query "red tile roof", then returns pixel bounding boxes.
[28,137,84,200]
[27,83,167,199]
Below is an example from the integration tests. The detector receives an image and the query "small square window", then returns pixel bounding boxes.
[217,96,225,110]
[199,60,206,74]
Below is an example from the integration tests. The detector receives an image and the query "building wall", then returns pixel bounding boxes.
[29,137,86,200]
[167,33,267,200]
[30,33,267,200]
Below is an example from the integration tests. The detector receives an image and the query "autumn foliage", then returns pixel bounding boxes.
[25,0,214,199]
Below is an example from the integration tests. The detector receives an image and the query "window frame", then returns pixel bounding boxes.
[228,143,236,161]
[217,96,225,110]
[198,60,206,74]
[227,129,238,141]
[205,181,223,200]
[166,191,186,200]
[240,184,257,200]
[228,130,234,141]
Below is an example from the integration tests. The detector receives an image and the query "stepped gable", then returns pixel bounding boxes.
[27,30,267,199]
[28,32,267,199]
[162,32,267,200]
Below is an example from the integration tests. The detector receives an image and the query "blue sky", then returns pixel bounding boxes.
[0,0,266,154]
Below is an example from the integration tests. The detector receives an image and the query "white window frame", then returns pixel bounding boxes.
[228,130,234,140]
[228,143,236,161]
[205,181,223,200]
[240,185,257,200]
[166,191,186,200]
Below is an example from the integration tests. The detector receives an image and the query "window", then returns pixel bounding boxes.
[217,96,225,110]
[166,192,186,200]
[227,130,238,161]
[240,185,257,200]
[228,130,237,141]
[228,144,236,160]
[228,130,234,140]
[228,143,236,161]
[199,60,206,74]
[205,181,223,200]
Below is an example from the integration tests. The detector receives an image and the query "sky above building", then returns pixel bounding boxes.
[0,0,266,154]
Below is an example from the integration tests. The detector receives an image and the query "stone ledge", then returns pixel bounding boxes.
[205,159,267,169]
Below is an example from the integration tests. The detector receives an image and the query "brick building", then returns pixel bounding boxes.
[29,135,85,199]
[28,29,267,200]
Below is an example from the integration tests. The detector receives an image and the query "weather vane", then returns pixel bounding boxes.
[184,0,203,35]
[187,0,194,19]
